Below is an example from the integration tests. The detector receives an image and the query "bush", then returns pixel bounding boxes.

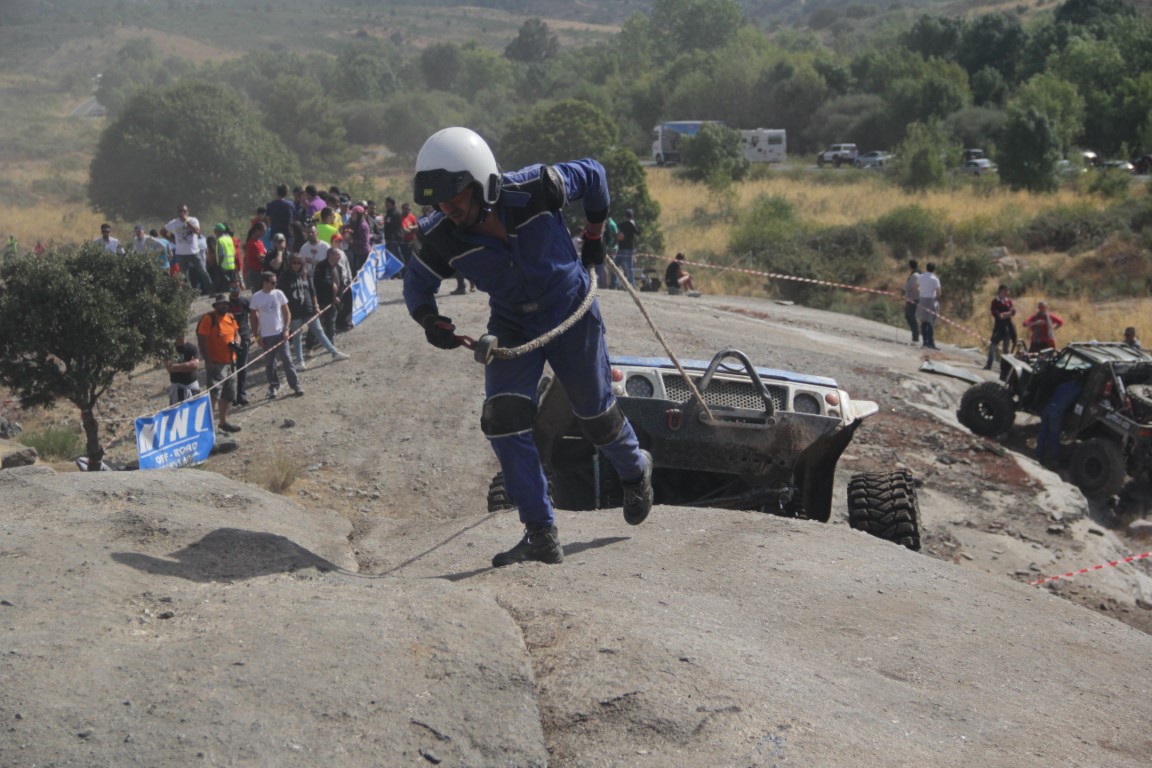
[873,205,948,259]
[728,194,803,257]
[1087,169,1132,200]
[936,250,994,318]
[804,223,882,285]
[254,454,303,494]
[1024,204,1129,252]
[18,427,83,462]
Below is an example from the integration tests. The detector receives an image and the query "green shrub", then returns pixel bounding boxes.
[804,223,882,285]
[1087,169,1132,200]
[728,194,803,257]
[937,250,994,318]
[17,427,83,461]
[873,205,948,259]
[1024,204,1129,252]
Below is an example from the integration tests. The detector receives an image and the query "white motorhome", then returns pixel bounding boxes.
[652,121,786,165]
[740,128,786,164]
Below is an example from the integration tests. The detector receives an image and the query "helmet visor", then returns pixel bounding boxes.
[413,169,477,206]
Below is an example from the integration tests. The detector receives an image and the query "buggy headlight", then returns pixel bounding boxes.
[625,374,656,398]
[792,392,822,414]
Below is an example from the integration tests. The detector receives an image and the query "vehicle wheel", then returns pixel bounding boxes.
[847,470,921,551]
[957,381,1016,437]
[655,154,665,166]
[817,156,825,168]
[833,157,842,168]
[487,472,515,512]
[1127,383,1152,418]
[1069,438,1126,499]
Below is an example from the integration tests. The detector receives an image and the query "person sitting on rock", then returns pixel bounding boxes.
[664,253,700,297]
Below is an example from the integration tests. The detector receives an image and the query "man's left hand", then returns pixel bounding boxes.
[581,234,605,267]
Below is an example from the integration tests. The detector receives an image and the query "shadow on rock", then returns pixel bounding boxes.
[112,527,338,582]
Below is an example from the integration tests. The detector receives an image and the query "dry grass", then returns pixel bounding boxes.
[646,167,1152,349]
[253,454,303,495]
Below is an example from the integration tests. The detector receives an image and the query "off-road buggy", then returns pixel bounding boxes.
[488,349,921,550]
[957,342,1152,498]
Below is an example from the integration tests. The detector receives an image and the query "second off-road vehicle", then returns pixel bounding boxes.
[488,349,921,550]
[958,342,1152,497]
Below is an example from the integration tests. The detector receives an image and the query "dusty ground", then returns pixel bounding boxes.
[4,282,1152,766]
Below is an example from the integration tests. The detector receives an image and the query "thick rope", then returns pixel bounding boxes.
[603,258,714,421]
[490,267,601,360]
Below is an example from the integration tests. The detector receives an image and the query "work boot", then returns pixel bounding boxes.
[621,449,654,526]
[492,524,564,567]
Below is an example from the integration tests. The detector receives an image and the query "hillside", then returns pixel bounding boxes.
[3,286,1152,766]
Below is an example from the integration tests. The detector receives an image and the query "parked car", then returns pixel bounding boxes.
[487,348,921,549]
[854,151,892,169]
[962,148,987,162]
[961,158,997,175]
[1055,159,1087,176]
[1131,155,1152,175]
[817,143,859,168]
[1099,160,1135,173]
[957,342,1152,498]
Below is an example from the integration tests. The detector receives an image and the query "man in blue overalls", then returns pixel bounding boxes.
[404,127,654,567]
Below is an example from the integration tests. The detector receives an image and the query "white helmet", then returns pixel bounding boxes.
[413,127,502,207]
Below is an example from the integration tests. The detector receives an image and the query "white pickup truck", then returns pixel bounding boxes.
[817,143,859,168]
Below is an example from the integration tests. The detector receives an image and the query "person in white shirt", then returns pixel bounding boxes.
[248,271,302,398]
[915,261,942,350]
[164,204,212,295]
[93,223,122,254]
[297,224,330,273]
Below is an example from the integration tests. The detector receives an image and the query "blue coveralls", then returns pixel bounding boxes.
[403,160,646,527]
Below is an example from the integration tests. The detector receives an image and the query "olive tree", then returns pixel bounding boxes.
[0,245,192,470]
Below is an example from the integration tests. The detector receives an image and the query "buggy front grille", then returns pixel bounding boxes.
[662,374,787,412]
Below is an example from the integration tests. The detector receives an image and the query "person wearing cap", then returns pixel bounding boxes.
[212,223,238,290]
[337,194,352,224]
[196,294,243,432]
[613,207,640,289]
[1023,301,1064,353]
[405,126,654,567]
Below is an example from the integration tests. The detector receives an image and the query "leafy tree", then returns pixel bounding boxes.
[901,15,964,61]
[944,107,1008,151]
[0,245,191,470]
[379,91,470,157]
[95,38,176,117]
[956,13,1026,83]
[804,94,891,151]
[504,18,559,63]
[421,42,463,91]
[650,0,745,55]
[89,82,301,220]
[1012,73,1085,155]
[679,122,750,188]
[887,59,970,128]
[999,106,1061,192]
[499,99,619,169]
[754,60,829,154]
[970,66,1007,107]
[1054,0,1135,27]
[335,46,398,102]
[455,44,517,102]
[261,75,355,179]
[891,121,957,192]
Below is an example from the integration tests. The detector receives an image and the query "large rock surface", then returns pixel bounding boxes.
[2,466,1150,767]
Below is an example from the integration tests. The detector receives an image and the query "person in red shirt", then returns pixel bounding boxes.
[243,221,268,293]
[1023,301,1064,353]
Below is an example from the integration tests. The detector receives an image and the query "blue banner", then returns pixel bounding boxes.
[351,255,380,327]
[371,244,404,280]
[135,394,216,470]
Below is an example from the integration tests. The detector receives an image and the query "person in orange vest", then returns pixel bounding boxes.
[196,295,242,433]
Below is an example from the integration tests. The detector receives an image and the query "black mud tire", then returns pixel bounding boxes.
[958,381,1016,437]
[847,470,921,551]
[1068,438,1126,499]
[487,472,516,513]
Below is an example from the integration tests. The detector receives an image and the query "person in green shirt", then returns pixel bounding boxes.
[315,208,340,244]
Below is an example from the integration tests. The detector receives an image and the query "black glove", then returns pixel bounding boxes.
[580,233,605,267]
[421,314,462,350]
